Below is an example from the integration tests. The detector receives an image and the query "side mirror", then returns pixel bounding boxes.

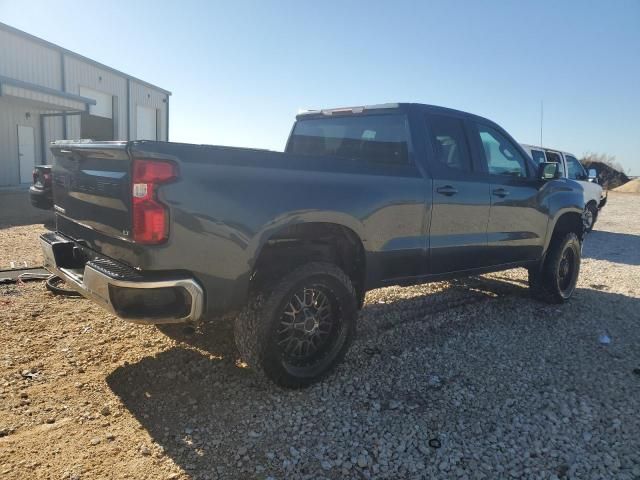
[588,168,597,182]
[539,162,559,180]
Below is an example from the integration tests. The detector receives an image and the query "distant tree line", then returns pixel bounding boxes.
[580,153,629,189]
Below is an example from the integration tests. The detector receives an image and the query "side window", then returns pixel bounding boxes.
[427,115,473,174]
[476,124,528,177]
[544,151,566,177]
[530,149,547,164]
[288,114,410,165]
[565,155,587,180]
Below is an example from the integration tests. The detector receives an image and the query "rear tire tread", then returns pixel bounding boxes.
[529,232,581,304]
[234,262,357,388]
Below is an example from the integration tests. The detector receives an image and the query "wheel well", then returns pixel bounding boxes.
[552,211,584,242]
[250,223,366,300]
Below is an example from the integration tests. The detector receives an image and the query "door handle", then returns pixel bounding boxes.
[492,188,510,198]
[436,185,458,196]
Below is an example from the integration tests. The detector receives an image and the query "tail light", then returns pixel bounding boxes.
[131,159,177,244]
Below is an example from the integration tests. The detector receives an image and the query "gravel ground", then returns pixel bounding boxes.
[0,224,48,269]
[1,192,639,480]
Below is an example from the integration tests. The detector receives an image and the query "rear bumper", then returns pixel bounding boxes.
[40,232,204,324]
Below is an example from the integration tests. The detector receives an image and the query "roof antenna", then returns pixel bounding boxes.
[540,100,544,147]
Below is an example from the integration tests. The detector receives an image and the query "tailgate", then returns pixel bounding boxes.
[50,142,132,240]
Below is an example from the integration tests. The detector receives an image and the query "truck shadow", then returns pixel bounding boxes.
[106,276,640,477]
[582,230,640,266]
[0,190,54,227]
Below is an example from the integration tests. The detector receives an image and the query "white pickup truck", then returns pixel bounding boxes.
[521,145,606,232]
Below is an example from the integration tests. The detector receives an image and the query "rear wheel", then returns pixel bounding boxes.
[528,232,581,303]
[234,262,357,388]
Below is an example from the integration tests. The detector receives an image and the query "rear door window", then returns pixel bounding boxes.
[426,114,473,175]
[288,114,410,164]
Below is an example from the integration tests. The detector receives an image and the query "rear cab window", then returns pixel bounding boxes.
[287,114,410,165]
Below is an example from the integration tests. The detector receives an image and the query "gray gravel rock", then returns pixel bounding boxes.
[2,194,639,479]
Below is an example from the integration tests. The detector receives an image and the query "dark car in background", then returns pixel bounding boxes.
[29,165,53,210]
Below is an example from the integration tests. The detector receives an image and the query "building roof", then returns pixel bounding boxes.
[0,21,171,95]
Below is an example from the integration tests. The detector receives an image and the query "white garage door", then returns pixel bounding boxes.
[79,87,112,118]
[136,106,157,140]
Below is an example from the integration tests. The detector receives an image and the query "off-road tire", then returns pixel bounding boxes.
[528,232,581,304]
[234,262,358,388]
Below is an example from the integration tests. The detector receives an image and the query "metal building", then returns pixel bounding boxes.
[0,22,171,186]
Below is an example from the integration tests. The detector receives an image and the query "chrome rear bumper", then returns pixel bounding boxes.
[40,232,204,324]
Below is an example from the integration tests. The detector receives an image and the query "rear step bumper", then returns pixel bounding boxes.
[40,232,204,324]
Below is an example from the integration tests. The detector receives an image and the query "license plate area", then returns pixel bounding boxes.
[50,241,87,269]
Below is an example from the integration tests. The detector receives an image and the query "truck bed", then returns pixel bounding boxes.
[50,139,426,316]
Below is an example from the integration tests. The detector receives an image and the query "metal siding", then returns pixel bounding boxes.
[0,22,171,95]
[0,25,170,185]
[66,114,82,140]
[43,115,64,163]
[0,29,62,90]
[63,56,128,139]
[129,81,168,141]
[0,98,51,185]
[2,84,85,110]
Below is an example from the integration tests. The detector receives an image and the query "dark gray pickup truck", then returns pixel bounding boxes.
[41,103,586,387]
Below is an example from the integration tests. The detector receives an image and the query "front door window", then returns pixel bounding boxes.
[476,124,528,177]
[565,155,588,180]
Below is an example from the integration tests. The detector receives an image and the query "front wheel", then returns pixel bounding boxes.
[528,232,581,304]
[234,262,357,388]
[583,203,598,233]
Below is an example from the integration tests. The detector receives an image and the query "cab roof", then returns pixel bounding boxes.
[521,143,577,158]
[296,102,500,127]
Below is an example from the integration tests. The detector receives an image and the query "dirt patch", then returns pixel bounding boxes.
[0,224,48,269]
[613,178,640,193]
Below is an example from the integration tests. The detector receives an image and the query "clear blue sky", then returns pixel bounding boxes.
[2,0,639,174]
